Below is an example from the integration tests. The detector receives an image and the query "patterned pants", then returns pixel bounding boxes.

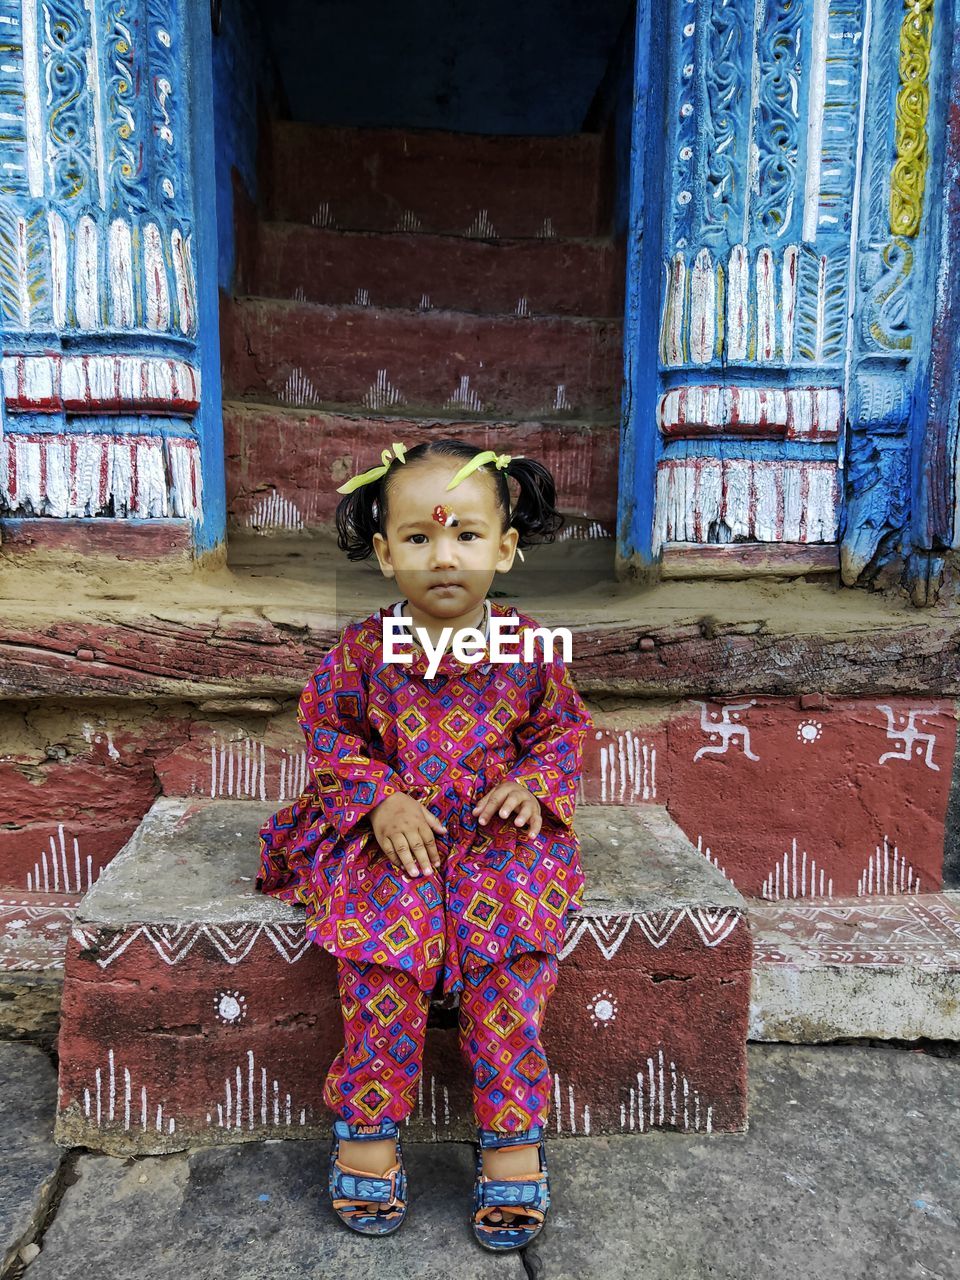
[323,950,559,1133]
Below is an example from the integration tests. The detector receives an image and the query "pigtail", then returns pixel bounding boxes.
[335,482,382,561]
[503,457,566,548]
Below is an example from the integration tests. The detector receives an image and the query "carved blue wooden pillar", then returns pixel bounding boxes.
[0,0,224,554]
[618,0,956,595]
[846,0,955,599]
[921,0,960,602]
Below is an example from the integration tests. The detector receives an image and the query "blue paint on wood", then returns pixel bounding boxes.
[660,439,839,463]
[842,0,956,590]
[616,0,666,572]
[0,0,219,539]
[909,0,960,561]
[188,0,227,554]
[9,415,200,440]
[921,0,960,563]
[616,0,958,585]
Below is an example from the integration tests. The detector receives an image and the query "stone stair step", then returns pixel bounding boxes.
[1,811,144,904]
[221,296,622,419]
[248,223,624,319]
[54,798,750,1154]
[2,530,946,701]
[21,1044,960,1280]
[749,893,960,1041]
[223,401,618,535]
[266,122,608,238]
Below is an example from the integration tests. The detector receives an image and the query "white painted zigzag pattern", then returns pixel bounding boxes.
[71,907,741,971]
[560,908,740,960]
[70,922,316,968]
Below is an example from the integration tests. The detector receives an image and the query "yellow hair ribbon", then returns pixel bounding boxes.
[445,449,522,491]
[336,442,407,495]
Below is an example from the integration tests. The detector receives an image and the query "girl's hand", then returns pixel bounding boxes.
[370,793,447,878]
[472,783,542,839]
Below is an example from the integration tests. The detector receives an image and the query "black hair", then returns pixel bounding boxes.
[335,437,565,561]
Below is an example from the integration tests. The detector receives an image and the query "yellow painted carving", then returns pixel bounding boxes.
[659,254,687,366]
[889,0,934,238]
[869,237,914,350]
[715,263,725,361]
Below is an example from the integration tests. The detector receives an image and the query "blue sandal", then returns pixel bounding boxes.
[328,1117,408,1235]
[471,1125,550,1251]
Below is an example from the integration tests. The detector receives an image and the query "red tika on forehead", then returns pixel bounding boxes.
[432,504,459,527]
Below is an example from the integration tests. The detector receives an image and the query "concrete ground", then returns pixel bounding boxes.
[1,1040,957,1280]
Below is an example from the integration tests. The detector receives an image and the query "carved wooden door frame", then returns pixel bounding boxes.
[616,0,958,600]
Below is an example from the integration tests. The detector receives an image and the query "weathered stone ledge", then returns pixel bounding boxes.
[2,533,957,700]
[2,610,959,701]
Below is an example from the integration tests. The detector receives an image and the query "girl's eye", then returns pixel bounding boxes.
[407,534,427,544]
[459,531,479,541]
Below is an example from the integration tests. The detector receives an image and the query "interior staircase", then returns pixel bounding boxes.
[221,121,623,538]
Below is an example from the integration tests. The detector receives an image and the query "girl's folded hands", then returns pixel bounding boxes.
[370,782,543,880]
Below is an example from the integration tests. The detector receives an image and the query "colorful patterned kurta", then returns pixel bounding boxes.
[256,598,593,997]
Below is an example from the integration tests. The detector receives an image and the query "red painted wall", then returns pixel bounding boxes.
[3,696,953,899]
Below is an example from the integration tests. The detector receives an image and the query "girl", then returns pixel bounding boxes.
[255,438,592,1251]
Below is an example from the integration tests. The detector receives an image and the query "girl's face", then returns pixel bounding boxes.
[371,459,519,620]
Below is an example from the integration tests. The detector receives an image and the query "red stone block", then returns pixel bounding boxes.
[0,891,80,975]
[0,821,141,896]
[54,799,749,1153]
[665,697,955,898]
[153,720,666,813]
[221,297,622,419]
[0,729,168,892]
[266,123,608,238]
[152,699,954,901]
[582,726,669,806]
[249,224,625,319]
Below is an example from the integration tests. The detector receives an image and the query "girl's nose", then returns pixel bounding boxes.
[430,537,458,568]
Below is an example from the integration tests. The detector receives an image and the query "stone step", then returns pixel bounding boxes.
[6,530,941,701]
[749,893,960,1041]
[0,808,131,901]
[223,401,618,535]
[54,798,750,1155]
[221,296,622,420]
[246,223,624,319]
[266,122,609,239]
[12,882,960,1067]
[16,1044,960,1280]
